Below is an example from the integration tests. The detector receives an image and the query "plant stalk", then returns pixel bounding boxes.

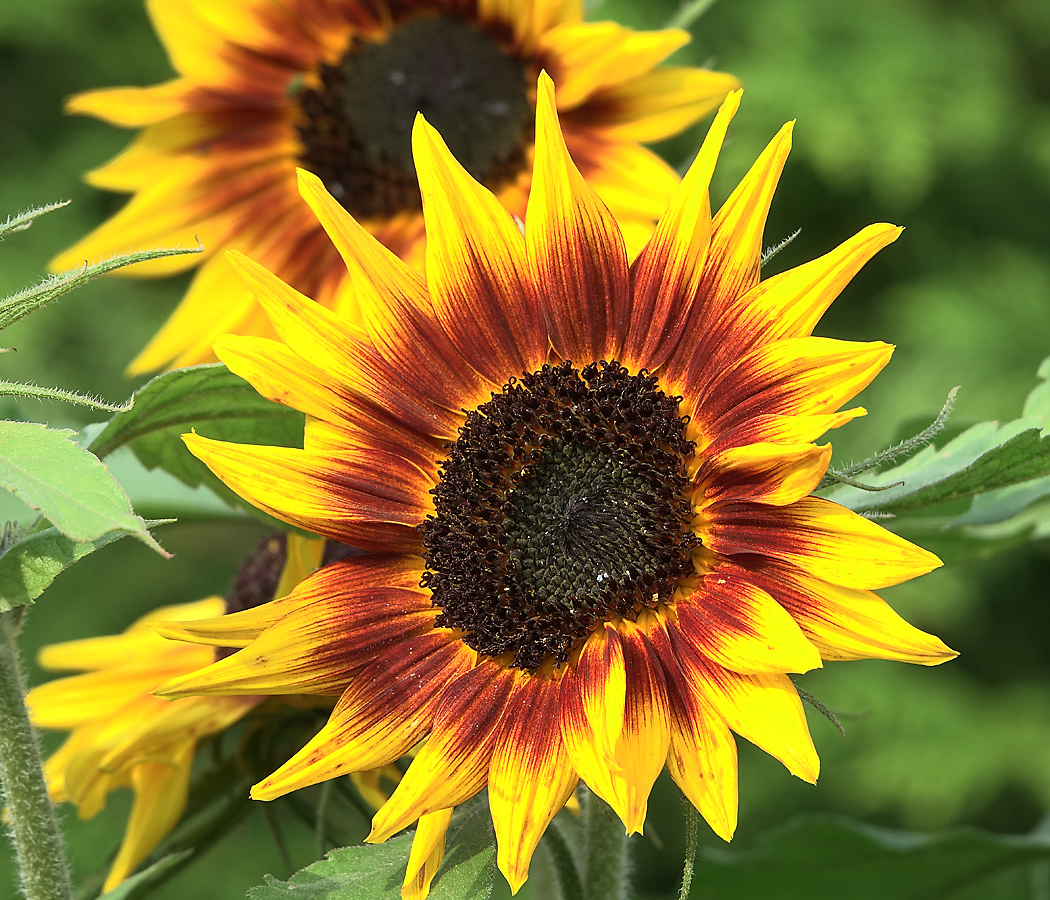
[582,788,627,900]
[0,607,72,900]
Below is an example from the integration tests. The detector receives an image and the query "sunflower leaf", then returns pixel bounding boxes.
[88,364,305,524]
[0,517,173,612]
[248,804,495,900]
[690,814,1050,899]
[824,356,1050,525]
[0,421,167,556]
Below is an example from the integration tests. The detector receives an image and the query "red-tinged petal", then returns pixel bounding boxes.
[215,334,443,475]
[225,250,465,439]
[718,224,904,348]
[158,558,434,697]
[739,558,958,666]
[478,0,582,54]
[156,554,425,649]
[402,809,453,900]
[489,673,578,892]
[182,433,429,552]
[539,23,689,110]
[296,170,494,413]
[697,441,832,507]
[566,135,679,224]
[675,574,822,675]
[669,627,819,782]
[664,122,794,392]
[607,614,672,834]
[701,409,865,458]
[526,72,631,364]
[623,90,740,371]
[252,636,474,801]
[412,115,546,379]
[569,67,741,143]
[368,661,516,841]
[560,623,626,804]
[707,496,942,590]
[646,616,737,841]
[693,338,894,445]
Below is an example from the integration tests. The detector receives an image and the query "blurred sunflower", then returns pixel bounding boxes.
[155,78,956,897]
[25,532,326,891]
[52,0,738,374]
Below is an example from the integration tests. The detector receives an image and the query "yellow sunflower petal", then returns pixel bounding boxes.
[488,674,578,893]
[146,0,235,84]
[402,809,453,900]
[709,496,943,591]
[65,81,193,127]
[743,560,958,665]
[729,224,904,344]
[576,67,741,143]
[647,617,737,842]
[224,250,464,439]
[128,252,259,373]
[368,662,515,842]
[675,574,823,676]
[539,23,689,110]
[527,71,631,364]
[699,441,832,507]
[103,741,195,892]
[569,138,679,223]
[182,433,429,552]
[671,632,819,783]
[697,338,894,440]
[624,89,739,371]
[295,170,493,413]
[252,636,474,801]
[159,559,436,697]
[412,115,546,379]
[559,623,627,798]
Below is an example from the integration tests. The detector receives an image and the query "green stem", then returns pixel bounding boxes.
[0,607,73,900]
[545,816,584,900]
[666,0,720,31]
[582,788,627,900]
[679,801,699,900]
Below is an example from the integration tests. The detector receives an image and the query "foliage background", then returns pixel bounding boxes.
[1,0,1050,896]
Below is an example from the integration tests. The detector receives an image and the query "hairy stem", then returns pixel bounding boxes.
[0,607,72,900]
[583,788,627,900]
[679,801,699,900]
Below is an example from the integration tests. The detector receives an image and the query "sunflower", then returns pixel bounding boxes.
[155,78,957,897]
[52,0,739,375]
[25,532,326,891]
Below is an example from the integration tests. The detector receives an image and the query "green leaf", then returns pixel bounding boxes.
[825,355,1050,521]
[88,364,305,522]
[97,851,193,900]
[0,517,173,612]
[691,815,1050,900]
[0,421,165,554]
[248,804,496,900]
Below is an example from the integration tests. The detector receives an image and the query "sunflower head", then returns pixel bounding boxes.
[155,75,956,897]
[51,0,739,375]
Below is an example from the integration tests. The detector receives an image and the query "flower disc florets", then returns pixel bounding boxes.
[298,13,531,219]
[420,360,698,670]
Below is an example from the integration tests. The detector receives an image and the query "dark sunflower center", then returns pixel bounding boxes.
[296,13,531,220]
[420,361,698,671]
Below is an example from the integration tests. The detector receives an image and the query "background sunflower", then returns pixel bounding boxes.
[1,0,1050,898]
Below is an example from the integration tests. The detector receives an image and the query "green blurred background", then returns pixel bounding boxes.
[2,0,1050,896]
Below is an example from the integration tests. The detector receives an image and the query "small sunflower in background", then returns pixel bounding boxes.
[153,77,957,898]
[52,0,738,374]
[25,532,331,892]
